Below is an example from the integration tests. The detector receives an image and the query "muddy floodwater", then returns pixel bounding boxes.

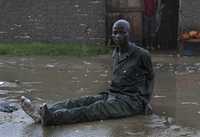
[0,55,200,137]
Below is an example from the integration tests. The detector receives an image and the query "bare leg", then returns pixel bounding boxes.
[20,96,41,123]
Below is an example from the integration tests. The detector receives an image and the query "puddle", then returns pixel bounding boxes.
[0,55,199,136]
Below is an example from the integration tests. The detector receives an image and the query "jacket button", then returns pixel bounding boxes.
[123,70,127,73]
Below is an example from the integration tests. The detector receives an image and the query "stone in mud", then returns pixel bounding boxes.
[0,102,18,113]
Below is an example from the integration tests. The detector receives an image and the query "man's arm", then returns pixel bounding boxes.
[141,52,155,101]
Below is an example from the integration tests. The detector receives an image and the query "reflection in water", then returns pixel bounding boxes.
[0,56,200,137]
[22,123,43,137]
[42,125,111,137]
[19,114,200,137]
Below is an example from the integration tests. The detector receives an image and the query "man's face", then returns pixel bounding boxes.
[112,24,129,48]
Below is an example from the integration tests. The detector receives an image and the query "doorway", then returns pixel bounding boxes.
[157,0,179,51]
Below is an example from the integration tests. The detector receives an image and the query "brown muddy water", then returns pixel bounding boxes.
[0,55,200,137]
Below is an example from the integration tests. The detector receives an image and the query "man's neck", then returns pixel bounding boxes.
[119,43,129,54]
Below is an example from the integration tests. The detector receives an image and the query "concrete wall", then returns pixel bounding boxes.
[180,0,200,31]
[0,0,106,44]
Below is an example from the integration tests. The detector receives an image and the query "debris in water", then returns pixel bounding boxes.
[155,63,163,69]
[194,63,200,66]
[177,54,181,57]
[175,71,187,75]
[35,97,45,101]
[86,68,90,73]
[72,80,80,83]
[72,77,79,80]
[14,80,20,84]
[188,70,195,73]
[181,102,199,105]
[75,130,79,133]
[22,81,42,85]
[92,80,99,83]
[179,131,191,137]
[153,95,166,98]
[170,125,181,131]
[99,74,108,77]
[83,61,91,65]
[125,131,137,135]
[46,64,55,68]
[0,82,18,88]
[104,70,109,73]
[68,70,75,73]
[166,117,174,125]
[0,102,18,113]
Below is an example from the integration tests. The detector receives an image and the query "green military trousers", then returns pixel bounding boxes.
[46,93,144,125]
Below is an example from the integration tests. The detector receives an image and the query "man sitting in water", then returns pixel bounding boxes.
[21,19,154,126]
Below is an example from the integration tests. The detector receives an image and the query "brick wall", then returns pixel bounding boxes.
[180,0,200,31]
[0,0,106,44]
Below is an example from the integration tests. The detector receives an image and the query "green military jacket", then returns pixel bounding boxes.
[109,43,154,101]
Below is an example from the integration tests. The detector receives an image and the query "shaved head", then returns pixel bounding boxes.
[112,19,130,33]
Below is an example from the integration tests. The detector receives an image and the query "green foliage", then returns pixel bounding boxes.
[0,42,111,56]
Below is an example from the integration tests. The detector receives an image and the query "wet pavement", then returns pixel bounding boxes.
[0,55,200,137]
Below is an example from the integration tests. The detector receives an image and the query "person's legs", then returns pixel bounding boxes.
[20,94,107,123]
[40,94,144,126]
[143,15,151,49]
[149,16,157,49]
[48,94,107,112]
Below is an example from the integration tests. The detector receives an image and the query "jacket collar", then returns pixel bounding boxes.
[114,42,137,63]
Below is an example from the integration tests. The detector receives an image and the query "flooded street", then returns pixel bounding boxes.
[0,55,200,137]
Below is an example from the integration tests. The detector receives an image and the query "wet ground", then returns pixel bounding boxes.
[0,55,200,137]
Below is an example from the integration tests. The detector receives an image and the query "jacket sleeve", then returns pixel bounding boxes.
[141,52,155,100]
